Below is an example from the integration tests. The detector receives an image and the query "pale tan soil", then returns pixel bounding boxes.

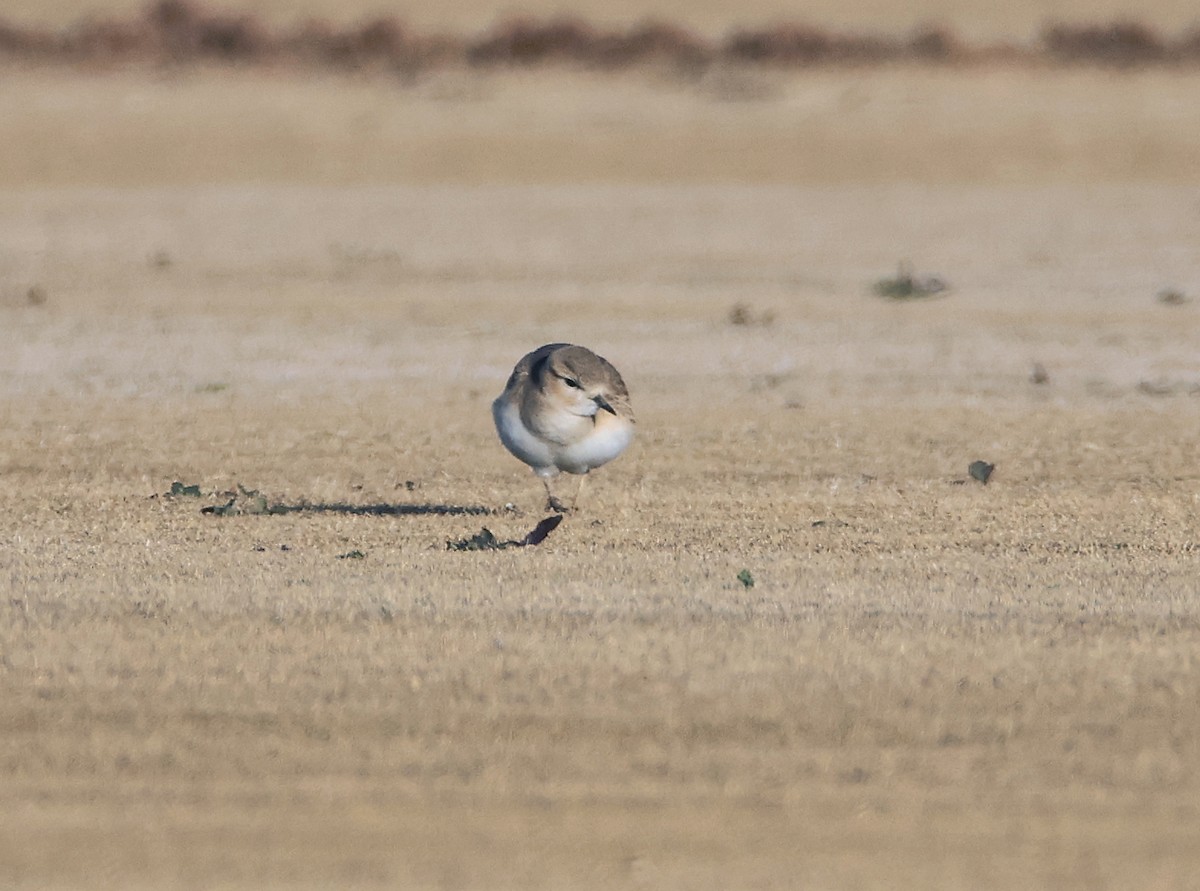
[2,61,1200,890]
[4,67,1200,187]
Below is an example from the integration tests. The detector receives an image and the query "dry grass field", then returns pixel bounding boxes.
[3,3,1200,888]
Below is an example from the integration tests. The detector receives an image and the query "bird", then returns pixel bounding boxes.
[492,343,635,512]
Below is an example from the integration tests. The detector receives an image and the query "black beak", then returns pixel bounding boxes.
[594,395,616,415]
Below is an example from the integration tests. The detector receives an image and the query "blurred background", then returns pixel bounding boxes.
[3,3,1199,890]
[2,0,1199,186]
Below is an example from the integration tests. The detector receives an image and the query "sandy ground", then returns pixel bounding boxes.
[2,53,1200,891]
[4,66,1200,187]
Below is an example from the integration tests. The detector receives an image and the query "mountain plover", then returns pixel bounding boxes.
[493,343,635,512]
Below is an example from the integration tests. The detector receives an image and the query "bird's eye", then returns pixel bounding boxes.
[563,378,580,389]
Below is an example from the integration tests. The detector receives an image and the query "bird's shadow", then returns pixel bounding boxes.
[269,501,493,517]
[195,490,565,549]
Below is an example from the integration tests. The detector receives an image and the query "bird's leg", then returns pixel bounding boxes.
[541,476,568,514]
[571,472,590,512]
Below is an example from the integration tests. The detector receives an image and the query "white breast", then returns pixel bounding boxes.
[556,414,635,474]
[493,396,634,476]
[493,396,557,473]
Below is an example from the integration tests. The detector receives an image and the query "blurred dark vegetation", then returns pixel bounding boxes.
[1,0,1198,71]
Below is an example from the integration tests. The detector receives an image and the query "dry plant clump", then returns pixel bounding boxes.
[1042,21,1167,65]
[467,17,710,68]
[872,264,949,300]
[723,24,960,65]
[728,303,777,326]
[1157,288,1190,305]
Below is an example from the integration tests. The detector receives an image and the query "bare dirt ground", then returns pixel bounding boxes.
[2,27,1200,891]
